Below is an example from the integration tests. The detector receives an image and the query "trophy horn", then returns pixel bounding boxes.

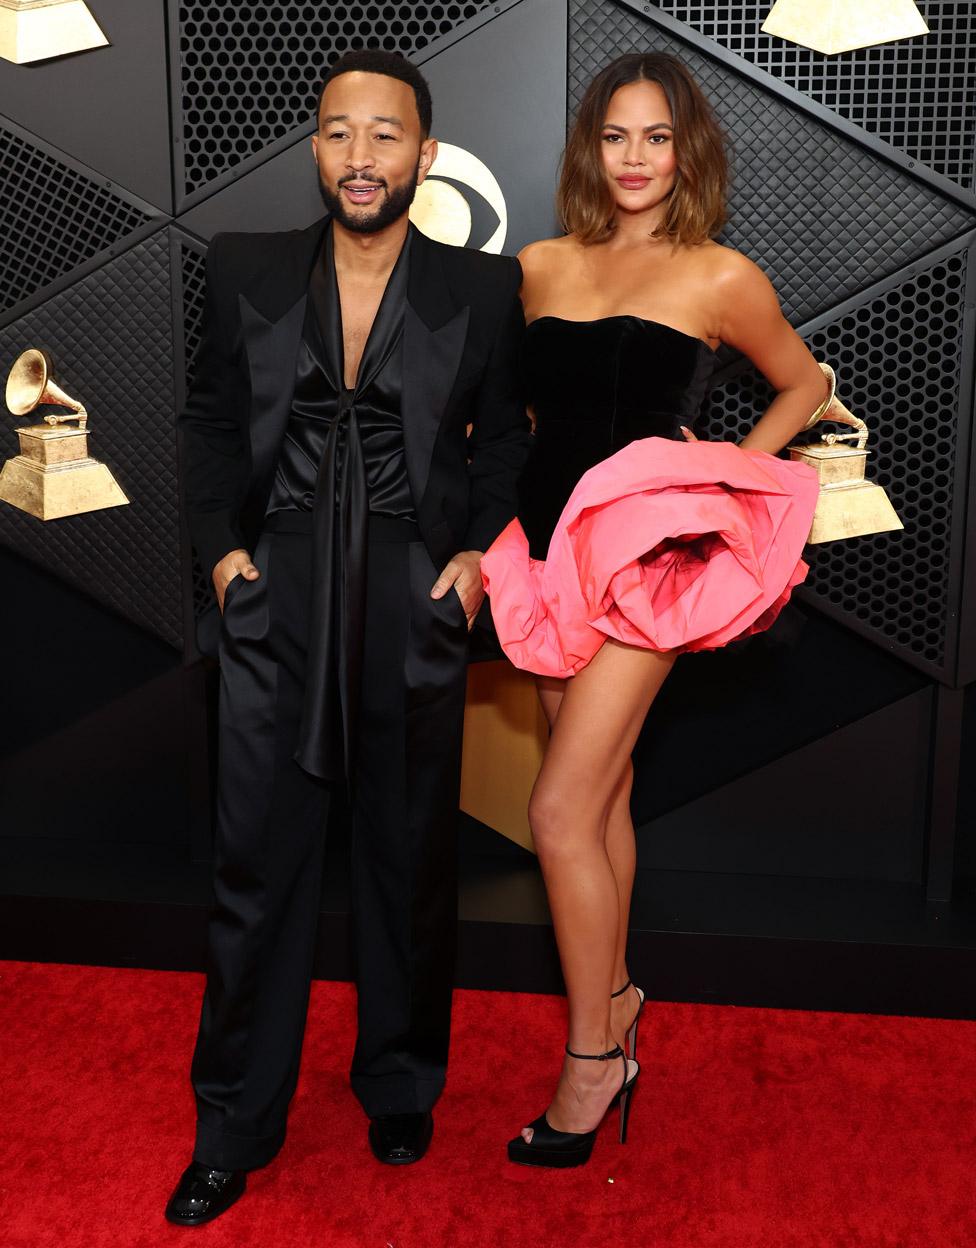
[5,348,88,428]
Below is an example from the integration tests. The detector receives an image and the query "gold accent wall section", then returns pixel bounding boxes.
[459,661,547,853]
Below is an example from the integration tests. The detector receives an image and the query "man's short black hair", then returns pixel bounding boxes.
[316,50,433,138]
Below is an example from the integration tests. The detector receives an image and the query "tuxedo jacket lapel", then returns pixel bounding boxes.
[402,226,470,511]
[239,215,329,509]
[238,217,470,520]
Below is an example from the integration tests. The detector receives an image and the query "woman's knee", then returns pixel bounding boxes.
[529,784,603,858]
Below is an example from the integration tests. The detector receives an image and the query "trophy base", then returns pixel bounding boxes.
[807,480,904,544]
[0,0,109,66]
[0,454,129,520]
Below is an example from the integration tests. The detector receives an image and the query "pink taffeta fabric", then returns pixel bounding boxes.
[481,436,820,679]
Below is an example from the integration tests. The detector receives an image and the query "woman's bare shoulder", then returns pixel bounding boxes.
[518,234,579,272]
[693,240,771,291]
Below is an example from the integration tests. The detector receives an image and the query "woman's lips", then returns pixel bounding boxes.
[617,176,650,190]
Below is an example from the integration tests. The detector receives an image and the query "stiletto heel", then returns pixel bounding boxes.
[619,1079,634,1144]
[507,1044,639,1169]
[611,979,646,1061]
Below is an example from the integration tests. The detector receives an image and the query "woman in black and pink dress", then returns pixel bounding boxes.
[481,53,826,1168]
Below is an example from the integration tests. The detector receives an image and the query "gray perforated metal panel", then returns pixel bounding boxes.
[704,241,973,677]
[177,0,500,196]
[652,0,976,191]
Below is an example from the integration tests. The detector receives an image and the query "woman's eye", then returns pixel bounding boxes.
[648,134,671,144]
[601,133,622,143]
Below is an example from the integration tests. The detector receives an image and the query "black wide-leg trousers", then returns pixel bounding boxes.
[191,521,469,1172]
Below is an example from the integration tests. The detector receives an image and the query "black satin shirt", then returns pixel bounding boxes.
[265,226,414,519]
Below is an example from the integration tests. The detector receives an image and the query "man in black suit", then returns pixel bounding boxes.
[166,49,529,1226]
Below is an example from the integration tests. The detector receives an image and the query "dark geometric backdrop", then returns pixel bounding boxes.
[2,1,975,1001]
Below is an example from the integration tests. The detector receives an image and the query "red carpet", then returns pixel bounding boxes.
[1,960,975,1247]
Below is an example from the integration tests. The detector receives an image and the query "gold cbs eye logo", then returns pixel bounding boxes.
[409,142,508,254]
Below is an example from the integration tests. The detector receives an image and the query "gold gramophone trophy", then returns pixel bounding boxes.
[788,362,902,543]
[0,349,128,520]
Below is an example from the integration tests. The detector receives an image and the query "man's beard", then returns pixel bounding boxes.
[318,167,420,233]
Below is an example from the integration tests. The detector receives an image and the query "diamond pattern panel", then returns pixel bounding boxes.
[0,122,155,319]
[178,1,498,195]
[0,231,182,649]
[178,238,216,620]
[653,1,976,191]
[569,2,976,325]
[702,243,970,673]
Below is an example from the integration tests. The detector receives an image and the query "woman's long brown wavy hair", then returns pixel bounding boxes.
[558,52,727,246]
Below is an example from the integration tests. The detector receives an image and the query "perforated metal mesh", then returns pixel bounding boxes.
[180,242,208,388]
[0,124,153,319]
[568,2,976,326]
[652,0,976,190]
[178,1,497,194]
[702,244,970,671]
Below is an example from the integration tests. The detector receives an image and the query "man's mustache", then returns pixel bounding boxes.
[337,173,387,188]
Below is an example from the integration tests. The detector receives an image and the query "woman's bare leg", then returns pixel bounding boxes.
[523,639,676,1138]
[537,678,641,1052]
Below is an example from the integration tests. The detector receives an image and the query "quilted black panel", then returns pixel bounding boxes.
[0,231,182,649]
[569,1,976,325]
[0,122,155,319]
[178,0,498,196]
[703,242,971,677]
[652,0,976,191]
[178,237,216,620]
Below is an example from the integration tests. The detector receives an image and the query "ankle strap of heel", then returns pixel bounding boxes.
[610,980,632,999]
[564,1044,624,1061]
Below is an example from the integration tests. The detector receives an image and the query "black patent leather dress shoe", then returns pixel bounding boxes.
[164,1162,246,1226]
[368,1111,434,1165]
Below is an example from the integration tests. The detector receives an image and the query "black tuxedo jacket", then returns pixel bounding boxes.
[179,214,531,586]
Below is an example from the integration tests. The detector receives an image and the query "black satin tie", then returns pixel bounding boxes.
[294,224,412,784]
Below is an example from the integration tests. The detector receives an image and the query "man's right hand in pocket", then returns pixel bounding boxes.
[213,548,260,612]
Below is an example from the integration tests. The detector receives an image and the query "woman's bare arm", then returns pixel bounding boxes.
[714,252,828,454]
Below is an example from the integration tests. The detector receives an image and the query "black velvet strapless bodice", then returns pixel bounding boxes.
[517,315,717,559]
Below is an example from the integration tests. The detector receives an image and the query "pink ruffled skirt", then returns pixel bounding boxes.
[481,437,820,679]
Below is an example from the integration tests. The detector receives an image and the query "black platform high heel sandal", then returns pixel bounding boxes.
[612,979,646,1061]
[507,1044,639,1169]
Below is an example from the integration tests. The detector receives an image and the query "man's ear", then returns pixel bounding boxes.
[311,133,319,163]
[417,137,438,185]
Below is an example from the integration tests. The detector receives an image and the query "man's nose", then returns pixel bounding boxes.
[347,139,375,171]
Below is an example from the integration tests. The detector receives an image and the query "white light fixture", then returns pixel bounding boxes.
[0,0,108,66]
[761,0,928,56]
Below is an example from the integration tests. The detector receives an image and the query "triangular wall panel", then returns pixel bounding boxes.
[0,231,183,648]
[0,121,161,324]
[0,0,174,211]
